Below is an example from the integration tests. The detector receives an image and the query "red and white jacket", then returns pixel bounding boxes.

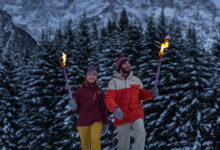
[105,72,155,126]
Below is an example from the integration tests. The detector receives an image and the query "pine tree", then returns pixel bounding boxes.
[17,29,79,149]
[76,13,91,84]
[127,18,143,73]
[62,19,81,92]
[119,8,129,32]
[98,27,108,89]
[146,22,189,149]
[210,36,220,149]
[118,9,130,56]
[137,15,160,87]
[18,42,54,149]
[52,26,79,149]
[53,26,65,51]
[98,21,121,149]
[0,52,22,149]
[157,9,168,42]
[0,63,11,149]
[98,21,121,90]
[166,27,217,149]
[88,23,100,69]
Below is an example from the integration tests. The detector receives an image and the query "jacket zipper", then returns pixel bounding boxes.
[93,93,97,103]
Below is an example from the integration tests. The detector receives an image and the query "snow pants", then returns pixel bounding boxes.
[77,122,103,150]
[116,119,146,150]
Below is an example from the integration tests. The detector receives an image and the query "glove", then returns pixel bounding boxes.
[101,124,109,134]
[114,107,123,120]
[151,86,159,97]
[69,99,77,110]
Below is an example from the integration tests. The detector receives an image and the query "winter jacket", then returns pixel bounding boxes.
[105,72,154,126]
[73,82,108,126]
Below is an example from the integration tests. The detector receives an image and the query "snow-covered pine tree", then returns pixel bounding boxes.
[98,20,121,149]
[98,20,121,91]
[118,9,130,57]
[142,19,184,150]
[127,18,143,74]
[0,61,13,150]
[15,31,50,148]
[51,26,80,149]
[119,8,129,32]
[135,12,168,149]
[87,23,100,69]
[16,29,70,149]
[210,36,220,149]
[16,56,36,149]
[97,27,108,90]
[0,52,23,149]
[62,19,81,93]
[53,26,65,51]
[75,13,91,84]
[157,9,167,43]
[18,37,54,149]
[0,67,6,147]
[169,26,216,149]
[147,21,189,149]
[137,14,160,88]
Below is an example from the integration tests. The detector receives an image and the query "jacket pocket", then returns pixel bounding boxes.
[130,84,139,102]
[129,84,141,109]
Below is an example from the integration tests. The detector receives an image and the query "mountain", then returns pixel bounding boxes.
[0,0,219,49]
[0,9,38,62]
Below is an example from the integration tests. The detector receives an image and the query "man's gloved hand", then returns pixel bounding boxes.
[69,99,77,110]
[102,124,109,134]
[151,86,159,97]
[114,107,123,120]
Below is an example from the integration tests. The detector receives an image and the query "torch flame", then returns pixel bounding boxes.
[159,39,169,56]
[61,53,66,68]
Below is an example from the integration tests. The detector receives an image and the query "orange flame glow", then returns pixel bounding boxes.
[61,53,66,68]
[159,39,169,56]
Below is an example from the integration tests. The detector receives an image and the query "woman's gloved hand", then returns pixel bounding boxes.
[69,99,77,110]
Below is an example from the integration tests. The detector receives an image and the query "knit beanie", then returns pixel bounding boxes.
[116,57,128,72]
[87,67,98,76]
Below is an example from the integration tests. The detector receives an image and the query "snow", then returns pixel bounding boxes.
[0,1,219,149]
[217,116,220,124]
[0,0,219,50]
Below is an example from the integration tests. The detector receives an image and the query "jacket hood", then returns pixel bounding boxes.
[113,71,134,80]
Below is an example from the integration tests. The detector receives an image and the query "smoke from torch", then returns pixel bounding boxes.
[61,53,73,100]
[154,37,169,88]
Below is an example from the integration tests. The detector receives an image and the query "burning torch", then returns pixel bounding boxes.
[61,53,77,110]
[154,37,169,88]
[61,53,73,100]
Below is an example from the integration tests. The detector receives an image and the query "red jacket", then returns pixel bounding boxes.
[73,82,108,126]
[105,72,154,126]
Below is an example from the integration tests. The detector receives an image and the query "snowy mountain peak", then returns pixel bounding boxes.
[0,9,38,62]
[0,0,219,49]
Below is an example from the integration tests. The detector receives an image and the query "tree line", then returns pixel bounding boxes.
[0,9,219,149]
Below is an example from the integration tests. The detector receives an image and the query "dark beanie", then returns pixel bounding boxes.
[116,57,128,72]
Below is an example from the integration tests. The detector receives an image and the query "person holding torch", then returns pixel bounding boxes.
[105,57,158,150]
[61,54,108,150]
[71,67,108,150]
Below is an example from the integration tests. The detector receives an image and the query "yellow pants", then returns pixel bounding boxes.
[77,122,103,150]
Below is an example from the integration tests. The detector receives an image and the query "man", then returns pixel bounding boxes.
[105,57,158,150]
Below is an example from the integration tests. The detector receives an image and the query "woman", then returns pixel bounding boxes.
[71,67,108,150]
